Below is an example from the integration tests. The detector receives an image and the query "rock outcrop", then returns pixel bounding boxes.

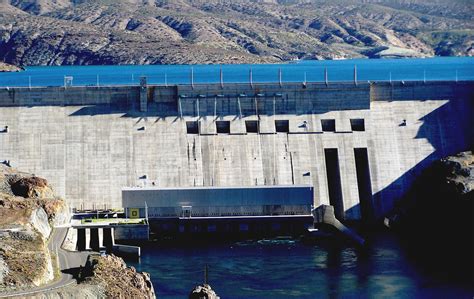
[386,151,473,283]
[0,166,65,293]
[29,207,52,239]
[10,176,53,199]
[83,254,155,299]
[0,164,156,298]
[0,224,54,289]
[439,151,473,196]
[386,151,473,228]
[189,284,220,299]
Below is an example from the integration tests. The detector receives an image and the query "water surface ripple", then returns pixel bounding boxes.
[129,235,472,298]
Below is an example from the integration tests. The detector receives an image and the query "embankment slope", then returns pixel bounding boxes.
[0,165,155,298]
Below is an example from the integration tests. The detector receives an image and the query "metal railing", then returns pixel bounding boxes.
[0,62,471,88]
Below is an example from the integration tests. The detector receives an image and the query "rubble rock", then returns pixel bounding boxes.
[85,254,155,299]
[189,284,219,299]
[10,177,54,199]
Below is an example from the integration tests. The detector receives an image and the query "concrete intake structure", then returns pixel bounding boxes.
[0,81,472,221]
[74,224,146,256]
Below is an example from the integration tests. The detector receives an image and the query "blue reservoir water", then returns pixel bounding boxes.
[128,235,472,299]
[1,57,473,87]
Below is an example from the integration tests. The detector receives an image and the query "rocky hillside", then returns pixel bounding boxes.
[0,165,69,293]
[81,254,155,299]
[0,0,472,65]
[0,166,155,298]
[35,254,156,299]
[386,151,473,284]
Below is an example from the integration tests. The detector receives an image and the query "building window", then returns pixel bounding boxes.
[216,121,230,134]
[321,119,336,132]
[350,119,365,131]
[186,121,199,134]
[275,120,289,133]
[245,120,259,133]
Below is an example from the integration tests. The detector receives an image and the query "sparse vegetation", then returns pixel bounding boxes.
[81,254,155,299]
[0,165,154,297]
[0,165,65,292]
[0,0,472,66]
[0,236,49,287]
[417,30,474,56]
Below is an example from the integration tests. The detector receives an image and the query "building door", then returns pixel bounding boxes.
[182,206,192,218]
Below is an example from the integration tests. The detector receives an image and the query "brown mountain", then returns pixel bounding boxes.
[0,0,472,65]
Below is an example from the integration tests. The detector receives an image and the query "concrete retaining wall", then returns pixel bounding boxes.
[112,244,141,257]
[113,224,149,241]
[1,81,472,221]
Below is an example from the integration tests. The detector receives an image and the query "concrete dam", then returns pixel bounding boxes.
[0,80,472,221]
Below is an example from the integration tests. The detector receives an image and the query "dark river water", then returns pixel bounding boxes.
[128,233,472,298]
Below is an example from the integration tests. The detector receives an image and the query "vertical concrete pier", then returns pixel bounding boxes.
[73,224,144,257]
[77,228,86,251]
[140,76,148,112]
[90,228,100,251]
[103,227,114,252]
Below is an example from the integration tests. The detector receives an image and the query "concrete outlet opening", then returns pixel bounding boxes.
[275,120,289,133]
[186,121,199,134]
[245,120,259,133]
[216,121,231,134]
[321,119,336,132]
[350,119,365,131]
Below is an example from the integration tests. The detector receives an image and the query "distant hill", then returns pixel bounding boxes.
[0,0,472,65]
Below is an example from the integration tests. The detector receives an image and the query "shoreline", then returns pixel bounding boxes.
[7,55,472,68]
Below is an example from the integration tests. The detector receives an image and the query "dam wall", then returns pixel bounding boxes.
[0,81,472,221]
